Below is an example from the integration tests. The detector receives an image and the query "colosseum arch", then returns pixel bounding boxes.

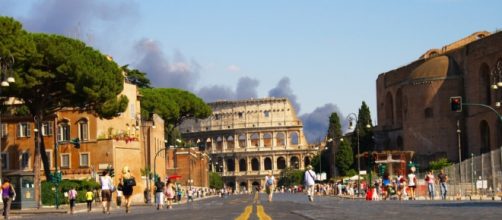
[276,132,285,146]
[263,133,272,147]
[251,133,260,147]
[290,156,299,169]
[396,88,403,126]
[238,134,246,148]
[251,158,260,171]
[264,157,272,170]
[239,159,247,171]
[290,132,299,145]
[227,135,234,149]
[277,157,286,170]
[226,158,235,172]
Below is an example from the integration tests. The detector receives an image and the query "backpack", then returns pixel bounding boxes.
[124,177,136,187]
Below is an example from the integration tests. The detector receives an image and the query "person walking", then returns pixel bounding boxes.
[2,177,16,220]
[164,179,175,209]
[426,171,436,200]
[85,188,94,212]
[121,166,136,214]
[154,179,165,210]
[438,169,448,200]
[99,170,113,214]
[407,167,417,200]
[304,165,316,202]
[68,187,77,214]
[265,171,275,202]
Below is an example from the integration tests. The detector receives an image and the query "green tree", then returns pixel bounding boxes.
[1,18,128,207]
[428,158,451,171]
[121,64,151,89]
[351,101,374,154]
[327,112,343,139]
[335,139,353,176]
[140,88,212,145]
[209,172,224,189]
[277,167,304,187]
[326,112,342,178]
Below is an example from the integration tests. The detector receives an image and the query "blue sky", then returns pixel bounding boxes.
[1,0,501,142]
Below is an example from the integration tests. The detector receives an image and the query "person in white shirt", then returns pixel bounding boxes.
[408,167,417,200]
[100,170,113,214]
[304,165,316,202]
[264,171,275,202]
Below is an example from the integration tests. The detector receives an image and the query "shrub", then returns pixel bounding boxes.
[42,179,100,205]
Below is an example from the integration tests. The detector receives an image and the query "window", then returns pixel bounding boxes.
[20,152,29,169]
[238,112,243,118]
[264,111,270,117]
[290,132,299,145]
[1,123,7,138]
[58,121,70,141]
[1,153,8,170]
[41,122,53,136]
[17,122,31,138]
[78,120,89,141]
[214,114,220,120]
[61,154,70,168]
[80,153,90,167]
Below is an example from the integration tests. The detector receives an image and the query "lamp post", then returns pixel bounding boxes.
[0,54,15,181]
[346,113,361,197]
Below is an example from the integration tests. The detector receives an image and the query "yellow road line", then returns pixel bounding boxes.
[235,205,253,220]
[257,205,272,220]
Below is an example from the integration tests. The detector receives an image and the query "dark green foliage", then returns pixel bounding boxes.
[278,167,305,187]
[327,112,342,139]
[428,158,451,171]
[335,139,354,176]
[311,151,329,174]
[121,64,151,89]
[209,172,223,189]
[41,179,100,205]
[351,101,374,154]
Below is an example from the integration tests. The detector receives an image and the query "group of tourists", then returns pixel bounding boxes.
[99,166,136,214]
[153,178,176,210]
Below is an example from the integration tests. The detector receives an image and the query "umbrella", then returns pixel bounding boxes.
[168,174,182,180]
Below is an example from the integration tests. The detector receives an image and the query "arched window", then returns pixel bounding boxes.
[304,156,311,167]
[251,133,260,147]
[226,159,235,172]
[290,132,299,145]
[206,138,212,151]
[480,120,491,154]
[277,157,286,170]
[251,158,260,171]
[227,135,234,149]
[58,120,70,141]
[216,136,223,151]
[264,158,272,170]
[78,119,89,141]
[238,134,247,148]
[276,132,285,146]
[263,133,272,147]
[239,159,247,172]
[290,156,299,169]
[479,63,491,105]
[385,92,394,126]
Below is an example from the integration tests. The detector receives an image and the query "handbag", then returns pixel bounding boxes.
[8,185,15,198]
[125,177,136,187]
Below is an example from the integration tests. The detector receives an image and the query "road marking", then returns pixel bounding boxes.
[235,205,253,220]
[257,205,272,220]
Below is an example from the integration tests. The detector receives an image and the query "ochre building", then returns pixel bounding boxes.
[179,98,315,191]
[376,31,502,165]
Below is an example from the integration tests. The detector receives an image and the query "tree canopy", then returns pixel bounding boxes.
[121,64,151,89]
[140,87,212,127]
[335,139,354,176]
[353,101,374,153]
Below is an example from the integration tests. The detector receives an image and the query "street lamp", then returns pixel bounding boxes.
[0,54,15,180]
[346,113,361,197]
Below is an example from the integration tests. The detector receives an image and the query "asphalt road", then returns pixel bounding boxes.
[17,193,502,220]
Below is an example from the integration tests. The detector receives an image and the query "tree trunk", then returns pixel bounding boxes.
[33,115,53,209]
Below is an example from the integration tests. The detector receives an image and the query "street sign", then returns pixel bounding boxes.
[359,170,367,175]
[476,180,487,189]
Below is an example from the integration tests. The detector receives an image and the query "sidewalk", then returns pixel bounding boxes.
[1,195,218,216]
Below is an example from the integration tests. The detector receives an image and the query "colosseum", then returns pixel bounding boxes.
[375,31,502,166]
[179,97,316,192]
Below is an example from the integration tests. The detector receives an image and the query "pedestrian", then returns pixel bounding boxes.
[68,186,77,214]
[2,177,16,220]
[438,169,448,200]
[265,171,275,202]
[187,188,194,203]
[85,187,94,212]
[155,179,165,210]
[99,170,113,214]
[304,165,316,202]
[407,167,417,200]
[121,166,136,214]
[426,171,435,200]
[164,179,175,209]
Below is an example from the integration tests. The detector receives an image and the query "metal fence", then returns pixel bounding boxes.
[416,147,502,199]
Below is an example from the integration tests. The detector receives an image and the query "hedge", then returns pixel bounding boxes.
[42,179,101,205]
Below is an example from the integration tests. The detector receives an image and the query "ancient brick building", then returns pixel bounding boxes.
[179,98,316,191]
[376,31,502,166]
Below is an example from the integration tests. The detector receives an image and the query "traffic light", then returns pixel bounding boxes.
[378,164,387,176]
[450,96,462,112]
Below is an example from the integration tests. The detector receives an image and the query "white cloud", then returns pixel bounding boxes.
[226,64,241,73]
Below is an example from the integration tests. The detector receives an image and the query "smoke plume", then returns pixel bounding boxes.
[268,77,301,113]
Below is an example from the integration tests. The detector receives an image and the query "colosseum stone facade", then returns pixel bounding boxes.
[179,98,316,192]
[376,31,502,166]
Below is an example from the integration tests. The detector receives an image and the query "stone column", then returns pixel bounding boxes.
[235,157,240,172]
[272,155,277,171]
[271,131,275,150]
[286,156,291,168]
[259,156,264,172]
